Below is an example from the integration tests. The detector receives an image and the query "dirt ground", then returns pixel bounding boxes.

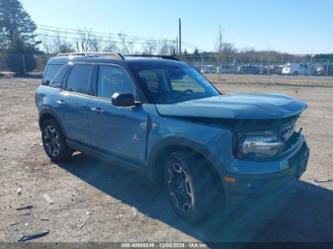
[0,75,333,243]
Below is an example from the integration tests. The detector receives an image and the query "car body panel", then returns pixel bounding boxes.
[87,97,149,164]
[155,93,307,120]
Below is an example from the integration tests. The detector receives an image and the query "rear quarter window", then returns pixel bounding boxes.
[43,64,63,85]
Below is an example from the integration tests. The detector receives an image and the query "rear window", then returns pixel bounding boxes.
[43,64,63,84]
[66,64,93,94]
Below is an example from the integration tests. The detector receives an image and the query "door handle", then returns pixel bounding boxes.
[90,107,104,113]
[56,100,65,105]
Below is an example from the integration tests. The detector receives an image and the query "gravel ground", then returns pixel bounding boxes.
[0,75,333,243]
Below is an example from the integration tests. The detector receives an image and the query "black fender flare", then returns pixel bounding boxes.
[146,136,226,181]
[38,108,68,137]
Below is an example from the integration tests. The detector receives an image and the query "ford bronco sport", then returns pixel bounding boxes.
[35,52,309,222]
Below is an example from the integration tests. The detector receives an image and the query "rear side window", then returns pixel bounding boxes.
[66,64,93,94]
[49,64,68,88]
[43,64,63,84]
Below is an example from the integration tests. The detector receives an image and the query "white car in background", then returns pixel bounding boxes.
[282,63,316,75]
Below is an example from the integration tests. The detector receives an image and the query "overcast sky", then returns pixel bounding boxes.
[20,0,333,54]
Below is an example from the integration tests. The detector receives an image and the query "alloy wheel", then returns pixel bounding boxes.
[167,161,195,213]
[43,125,61,157]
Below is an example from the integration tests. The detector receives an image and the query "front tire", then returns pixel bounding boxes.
[41,119,73,163]
[165,151,224,223]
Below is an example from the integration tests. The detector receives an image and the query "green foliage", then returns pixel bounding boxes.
[4,38,36,75]
[0,0,37,49]
[0,0,38,74]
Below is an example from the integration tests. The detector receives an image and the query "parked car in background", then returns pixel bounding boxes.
[236,65,260,74]
[260,65,284,75]
[282,63,316,76]
[200,65,217,74]
[220,64,236,74]
[316,65,333,76]
[273,65,284,75]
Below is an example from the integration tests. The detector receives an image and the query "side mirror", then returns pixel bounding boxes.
[42,79,50,86]
[111,92,135,107]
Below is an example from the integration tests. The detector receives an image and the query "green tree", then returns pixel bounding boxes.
[0,0,37,49]
[0,0,38,74]
[5,38,36,75]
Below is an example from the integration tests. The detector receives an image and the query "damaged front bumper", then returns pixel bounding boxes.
[223,139,309,201]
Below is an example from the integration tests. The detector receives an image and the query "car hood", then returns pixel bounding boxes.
[155,93,307,120]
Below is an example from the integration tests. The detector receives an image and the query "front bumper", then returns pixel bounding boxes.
[223,142,309,201]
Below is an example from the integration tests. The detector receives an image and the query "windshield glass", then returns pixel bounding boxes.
[130,62,220,104]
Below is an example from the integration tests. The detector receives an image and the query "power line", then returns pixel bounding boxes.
[36,23,208,52]
[38,24,176,43]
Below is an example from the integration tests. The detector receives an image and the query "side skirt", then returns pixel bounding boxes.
[66,139,153,179]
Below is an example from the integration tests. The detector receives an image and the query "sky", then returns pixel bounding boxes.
[20,0,333,54]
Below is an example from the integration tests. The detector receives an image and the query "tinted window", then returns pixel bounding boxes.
[66,64,93,94]
[49,64,68,88]
[43,64,63,84]
[97,65,134,98]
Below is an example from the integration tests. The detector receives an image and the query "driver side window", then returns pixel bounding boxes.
[97,65,135,98]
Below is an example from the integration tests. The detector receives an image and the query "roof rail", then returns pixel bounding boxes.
[57,52,124,60]
[127,54,180,61]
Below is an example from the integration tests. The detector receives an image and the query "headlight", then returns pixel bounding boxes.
[236,135,283,159]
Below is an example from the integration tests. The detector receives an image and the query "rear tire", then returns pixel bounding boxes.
[41,119,73,163]
[165,151,224,223]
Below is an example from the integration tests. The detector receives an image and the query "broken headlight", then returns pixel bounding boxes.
[236,135,283,159]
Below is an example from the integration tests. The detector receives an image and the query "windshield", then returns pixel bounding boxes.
[130,63,220,104]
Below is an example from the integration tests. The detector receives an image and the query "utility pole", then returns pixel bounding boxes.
[217,26,223,80]
[176,37,179,55]
[178,18,182,56]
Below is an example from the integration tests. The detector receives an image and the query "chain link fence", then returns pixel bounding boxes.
[0,53,332,77]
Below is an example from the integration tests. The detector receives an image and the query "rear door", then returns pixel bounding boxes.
[59,63,94,144]
[87,64,148,164]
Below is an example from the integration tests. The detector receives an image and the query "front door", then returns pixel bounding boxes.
[88,64,148,164]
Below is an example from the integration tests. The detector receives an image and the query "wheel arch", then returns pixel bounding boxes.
[146,136,225,184]
[39,109,67,137]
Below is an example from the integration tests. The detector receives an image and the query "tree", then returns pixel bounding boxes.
[102,33,119,52]
[158,39,176,55]
[1,0,38,74]
[0,0,37,49]
[221,43,237,64]
[118,33,134,54]
[142,39,157,55]
[4,37,36,75]
[73,28,103,52]
[41,33,74,54]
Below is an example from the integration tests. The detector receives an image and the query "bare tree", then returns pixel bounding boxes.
[158,39,176,55]
[118,33,134,54]
[90,36,102,52]
[221,43,237,64]
[75,28,102,52]
[102,33,119,52]
[41,33,74,54]
[142,39,157,55]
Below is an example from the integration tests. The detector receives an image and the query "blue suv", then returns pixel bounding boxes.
[36,52,309,222]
